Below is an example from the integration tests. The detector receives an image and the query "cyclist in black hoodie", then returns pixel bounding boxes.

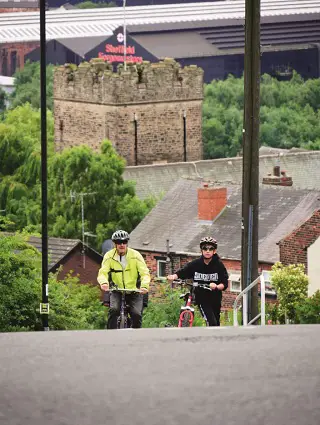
[167,237,228,326]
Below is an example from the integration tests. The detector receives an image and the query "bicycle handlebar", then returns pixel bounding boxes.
[171,280,216,290]
[109,287,140,293]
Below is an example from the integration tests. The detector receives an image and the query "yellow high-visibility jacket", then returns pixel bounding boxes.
[97,248,150,291]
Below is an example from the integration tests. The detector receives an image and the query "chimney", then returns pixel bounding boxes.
[262,167,293,186]
[198,183,227,221]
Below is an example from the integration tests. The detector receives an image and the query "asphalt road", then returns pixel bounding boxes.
[0,325,319,425]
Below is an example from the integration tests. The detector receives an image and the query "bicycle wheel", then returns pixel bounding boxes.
[118,315,127,329]
[179,310,194,327]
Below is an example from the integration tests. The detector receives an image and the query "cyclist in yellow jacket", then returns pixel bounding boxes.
[98,230,150,329]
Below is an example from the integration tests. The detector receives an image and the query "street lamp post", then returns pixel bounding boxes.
[241,0,261,324]
[40,0,49,330]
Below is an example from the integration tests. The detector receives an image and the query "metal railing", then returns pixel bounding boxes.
[233,273,265,326]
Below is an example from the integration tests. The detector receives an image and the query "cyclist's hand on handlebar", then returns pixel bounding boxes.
[140,287,148,294]
[167,274,178,282]
[100,283,109,292]
[209,282,217,290]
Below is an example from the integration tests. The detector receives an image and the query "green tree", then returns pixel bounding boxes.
[0,232,107,332]
[270,262,309,323]
[0,104,54,231]
[10,61,54,110]
[203,73,320,158]
[295,290,320,324]
[0,233,42,332]
[76,1,116,7]
[48,274,106,330]
[48,140,154,249]
[0,88,7,114]
[0,104,153,245]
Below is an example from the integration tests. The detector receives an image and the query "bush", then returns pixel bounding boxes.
[142,283,205,328]
[271,263,308,323]
[49,274,107,330]
[295,291,320,324]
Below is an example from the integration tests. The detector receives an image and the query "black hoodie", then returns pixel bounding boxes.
[176,254,229,292]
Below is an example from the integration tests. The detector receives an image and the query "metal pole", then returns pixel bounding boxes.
[134,113,138,165]
[241,0,261,324]
[183,110,187,162]
[40,0,49,331]
[81,194,85,269]
[123,0,127,70]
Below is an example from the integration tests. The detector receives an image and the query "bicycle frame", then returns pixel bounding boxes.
[177,281,214,328]
[178,284,196,328]
[110,288,138,329]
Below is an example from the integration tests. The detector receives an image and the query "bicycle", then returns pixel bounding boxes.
[176,280,217,327]
[109,286,140,329]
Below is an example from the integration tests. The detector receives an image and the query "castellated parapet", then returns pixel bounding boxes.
[54,58,204,165]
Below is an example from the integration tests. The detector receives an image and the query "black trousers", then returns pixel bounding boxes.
[195,289,222,327]
[107,292,143,329]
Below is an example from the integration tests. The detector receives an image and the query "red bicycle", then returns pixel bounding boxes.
[177,281,215,327]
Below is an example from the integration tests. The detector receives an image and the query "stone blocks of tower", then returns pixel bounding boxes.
[53,58,204,165]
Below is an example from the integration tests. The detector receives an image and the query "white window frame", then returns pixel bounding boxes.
[157,259,167,278]
[229,273,241,293]
[262,270,276,295]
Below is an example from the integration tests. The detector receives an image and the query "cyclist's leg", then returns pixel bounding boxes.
[128,293,143,328]
[212,300,222,326]
[107,292,121,329]
[195,291,217,326]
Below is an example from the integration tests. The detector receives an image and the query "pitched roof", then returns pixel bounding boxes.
[132,32,220,59]
[129,179,320,263]
[26,236,102,270]
[56,35,109,57]
[124,151,320,200]
[1,0,320,43]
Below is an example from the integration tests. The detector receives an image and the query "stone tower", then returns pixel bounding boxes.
[53,58,204,165]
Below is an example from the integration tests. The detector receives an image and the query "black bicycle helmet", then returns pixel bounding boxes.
[111,230,130,241]
[199,236,217,249]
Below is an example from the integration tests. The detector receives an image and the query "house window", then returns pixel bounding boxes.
[262,270,276,295]
[157,260,167,278]
[229,273,241,292]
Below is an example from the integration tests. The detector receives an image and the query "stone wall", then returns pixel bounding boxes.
[54,58,204,165]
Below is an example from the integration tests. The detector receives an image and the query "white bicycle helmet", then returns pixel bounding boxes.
[111,230,130,241]
[199,236,217,249]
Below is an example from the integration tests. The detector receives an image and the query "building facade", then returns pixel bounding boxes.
[53,58,203,165]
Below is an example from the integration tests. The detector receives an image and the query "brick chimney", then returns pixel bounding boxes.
[198,184,227,221]
[262,166,293,186]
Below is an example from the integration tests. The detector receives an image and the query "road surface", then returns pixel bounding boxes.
[0,325,319,425]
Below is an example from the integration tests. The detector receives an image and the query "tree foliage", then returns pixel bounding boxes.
[270,262,309,323]
[76,1,116,8]
[0,88,7,114]
[9,61,54,110]
[0,232,107,332]
[203,73,320,158]
[48,274,106,330]
[142,283,205,328]
[0,233,42,332]
[295,290,320,324]
[0,105,154,249]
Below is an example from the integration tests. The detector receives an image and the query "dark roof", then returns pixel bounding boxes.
[128,12,320,35]
[56,36,109,57]
[26,236,102,270]
[129,179,320,263]
[199,20,320,51]
[132,32,220,59]
[128,13,320,56]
